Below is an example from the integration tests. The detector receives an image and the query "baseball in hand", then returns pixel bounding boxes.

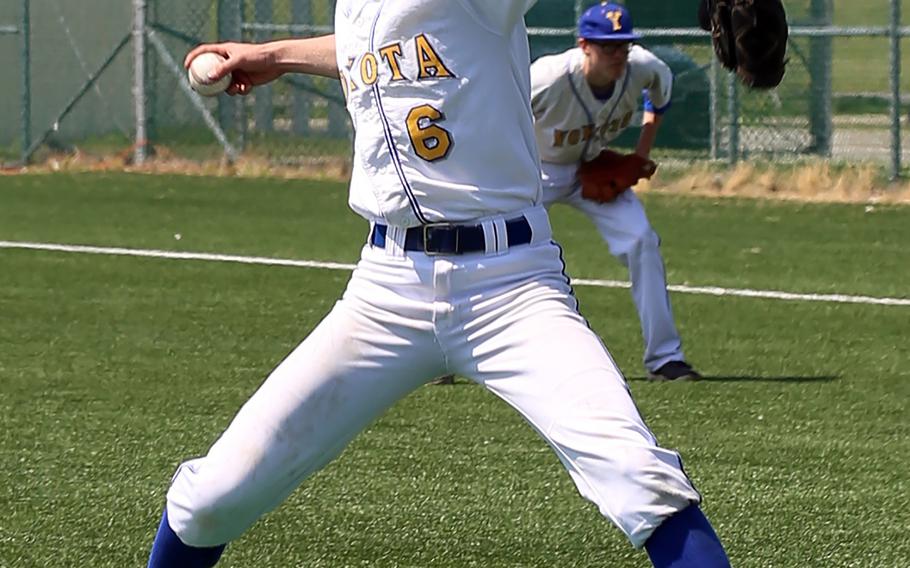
[187,52,231,97]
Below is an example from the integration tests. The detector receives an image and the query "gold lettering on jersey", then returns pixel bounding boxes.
[360,52,379,86]
[620,111,633,129]
[553,124,599,147]
[415,34,454,79]
[343,35,454,92]
[546,114,642,149]
[378,43,406,81]
[582,124,595,142]
[604,111,635,135]
[553,129,567,147]
[340,70,349,99]
[406,104,452,161]
[345,56,358,94]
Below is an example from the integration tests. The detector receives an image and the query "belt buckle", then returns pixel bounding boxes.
[422,223,458,256]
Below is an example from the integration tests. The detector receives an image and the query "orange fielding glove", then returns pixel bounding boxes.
[577,149,657,204]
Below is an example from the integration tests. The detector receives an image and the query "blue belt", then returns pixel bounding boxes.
[370,217,533,256]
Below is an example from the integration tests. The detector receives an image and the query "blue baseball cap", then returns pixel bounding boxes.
[578,2,642,42]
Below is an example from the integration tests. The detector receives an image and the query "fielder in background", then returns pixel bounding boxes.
[531,2,699,382]
[146,2,731,567]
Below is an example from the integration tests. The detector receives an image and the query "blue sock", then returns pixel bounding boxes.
[644,504,731,568]
[147,508,226,568]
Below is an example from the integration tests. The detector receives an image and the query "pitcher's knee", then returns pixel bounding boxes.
[613,227,660,262]
[630,227,660,254]
[165,464,262,547]
[579,446,701,546]
[166,488,258,547]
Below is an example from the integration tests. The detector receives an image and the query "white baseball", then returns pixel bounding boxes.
[187,52,231,97]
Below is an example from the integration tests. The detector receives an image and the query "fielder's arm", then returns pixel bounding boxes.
[185,34,338,96]
[634,47,673,159]
[635,111,663,159]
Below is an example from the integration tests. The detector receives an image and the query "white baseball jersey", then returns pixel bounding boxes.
[162,2,703,557]
[336,0,542,227]
[529,46,687,374]
[531,45,672,166]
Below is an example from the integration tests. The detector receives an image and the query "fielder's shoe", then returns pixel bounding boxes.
[648,361,702,382]
[430,374,456,385]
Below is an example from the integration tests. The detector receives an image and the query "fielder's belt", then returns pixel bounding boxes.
[370,217,533,255]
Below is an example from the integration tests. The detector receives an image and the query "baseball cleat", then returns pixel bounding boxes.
[648,361,702,382]
[430,374,456,385]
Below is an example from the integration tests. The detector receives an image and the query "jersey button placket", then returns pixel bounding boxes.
[430,256,455,333]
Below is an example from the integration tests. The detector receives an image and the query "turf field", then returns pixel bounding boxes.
[1,173,908,567]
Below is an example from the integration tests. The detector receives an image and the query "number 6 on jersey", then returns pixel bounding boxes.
[406,104,452,162]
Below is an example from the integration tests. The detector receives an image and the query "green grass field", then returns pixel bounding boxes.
[1,173,909,567]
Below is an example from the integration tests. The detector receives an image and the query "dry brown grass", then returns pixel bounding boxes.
[6,151,910,205]
[1,148,352,181]
[639,161,910,204]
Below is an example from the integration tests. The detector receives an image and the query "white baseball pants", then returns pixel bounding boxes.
[164,206,699,550]
[541,162,686,373]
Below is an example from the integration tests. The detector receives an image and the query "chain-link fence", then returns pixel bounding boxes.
[1,0,908,177]
[0,1,26,166]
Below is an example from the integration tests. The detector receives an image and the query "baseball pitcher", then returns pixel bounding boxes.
[531,3,698,381]
[145,2,732,567]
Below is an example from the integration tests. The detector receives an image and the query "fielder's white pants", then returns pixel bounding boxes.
[164,205,700,550]
[541,162,686,373]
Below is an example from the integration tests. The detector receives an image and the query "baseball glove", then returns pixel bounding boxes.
[698,0,789,89]
[577,150,657,204]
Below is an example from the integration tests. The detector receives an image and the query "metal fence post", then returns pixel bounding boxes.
[21,0,30,164]
[133,0,147,165]
[218,0,242,140]
[727,72,739,164]
[291,0,311,136]
[710,54,719,160]
[889,0,902,179]
[808,0,832,156]
[325,2,347,139]
[253,0,274,134]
